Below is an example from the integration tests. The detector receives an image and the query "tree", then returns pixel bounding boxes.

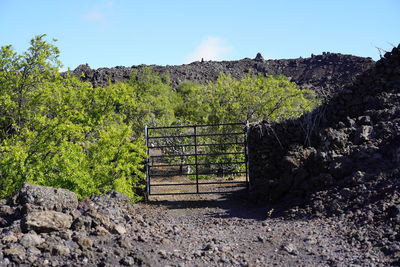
[0,35,146,200]
[125,67,179,136]
[175,72,318,125]
[0,34,61,139]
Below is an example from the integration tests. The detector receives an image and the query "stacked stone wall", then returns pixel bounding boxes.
[248,45,400,202]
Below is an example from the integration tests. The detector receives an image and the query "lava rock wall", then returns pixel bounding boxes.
[248,45,400,202]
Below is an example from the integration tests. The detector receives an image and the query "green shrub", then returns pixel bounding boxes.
[176,72,318,124]
[0,35,145,200]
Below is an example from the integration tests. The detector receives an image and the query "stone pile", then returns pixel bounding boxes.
[0,183,142,266]
[248,44,400,258]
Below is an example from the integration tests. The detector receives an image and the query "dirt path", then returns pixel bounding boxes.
[129,193,388,266]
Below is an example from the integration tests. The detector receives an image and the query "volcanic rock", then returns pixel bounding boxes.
[18,182,78,212]
[23,211,73,232]
[71,52,374,99]
[248,44,400,261]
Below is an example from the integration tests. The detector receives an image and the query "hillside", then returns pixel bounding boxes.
[73,52,374,98]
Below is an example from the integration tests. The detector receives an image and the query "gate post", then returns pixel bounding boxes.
[244,121,250,191]
[194,125,199,193]
[145,125,150,198]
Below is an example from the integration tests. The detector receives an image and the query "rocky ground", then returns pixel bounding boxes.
[0,183,396,266]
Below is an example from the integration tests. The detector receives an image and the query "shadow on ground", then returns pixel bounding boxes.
[144,189,294,221]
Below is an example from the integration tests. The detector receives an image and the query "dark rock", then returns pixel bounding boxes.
[120,256,136,266]
[0,217,9,227]
[72,215,93,231]
[254,53,265,62]
[386,205,400,218]
[18,183,78,212]
[5,219,23,233]
[329,157,354,179]
[204,243,216,251]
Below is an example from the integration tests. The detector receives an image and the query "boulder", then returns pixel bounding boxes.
[23,211,73,232]
[18,183,78,212]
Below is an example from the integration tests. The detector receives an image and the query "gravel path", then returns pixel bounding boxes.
[129,193,389,266]
[0,186,394,266]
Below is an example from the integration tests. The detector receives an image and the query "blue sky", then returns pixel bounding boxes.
[1,0,399,70]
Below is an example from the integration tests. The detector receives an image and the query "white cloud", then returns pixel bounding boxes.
[84,11,105,22]
[83,1,113,24]
[185,37,234,63]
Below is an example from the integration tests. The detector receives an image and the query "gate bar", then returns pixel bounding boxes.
[148,142,245,149]
[149,171,247,177]
[147,122,245,129]
[149,190,248,196]
[149,151,245,158]
[147,132,243,139]
[148,161,247,168]
[151,181,248,187]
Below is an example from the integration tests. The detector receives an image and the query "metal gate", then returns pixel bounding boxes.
[145,122,249,196]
